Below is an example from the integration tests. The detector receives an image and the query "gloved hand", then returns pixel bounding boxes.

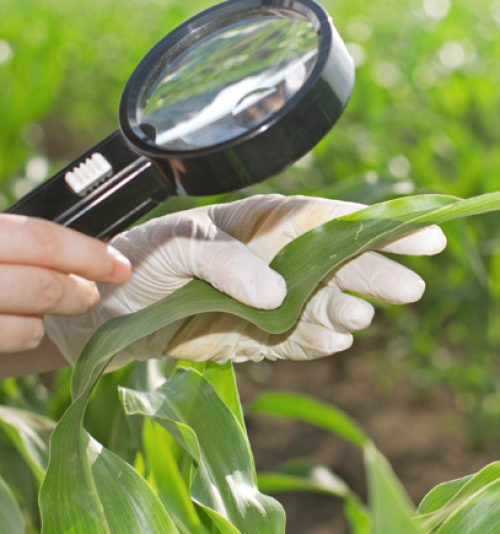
[44,194,446,366]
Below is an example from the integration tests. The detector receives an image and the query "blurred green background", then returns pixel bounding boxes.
[2,0,500,513]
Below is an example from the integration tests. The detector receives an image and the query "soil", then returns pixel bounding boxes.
[236,342,500,534]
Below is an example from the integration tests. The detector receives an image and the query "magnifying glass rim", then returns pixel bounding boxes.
[119,0,334,158]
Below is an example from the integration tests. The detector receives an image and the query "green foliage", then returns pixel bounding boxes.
[0,193,497,532]
[0,473,25,534]
[3,0,500,444]
[3,0,500,532]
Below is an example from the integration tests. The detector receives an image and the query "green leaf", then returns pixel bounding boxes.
[173,361,246,431]
[120,368,286,534]
[258,460,371,534]
[0,473,25,534]
[143,420,206,534]
[86,435,178,534]
[365,442,422,534]
[39,396,178,533]
[418,475,474,516]
[248,391,367,448]
[435,478,500,533]
[257,460,351,497]
[258,460,351,499]
[417,462,500,532]
[344,496,372,534]
[0,406,55,484]
[71,193,500,403]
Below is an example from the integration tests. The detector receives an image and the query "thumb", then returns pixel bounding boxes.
[189,226,287,310]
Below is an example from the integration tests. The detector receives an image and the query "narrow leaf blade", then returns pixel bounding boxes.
[0,474,25,534]
[121,368,286,534]
[248,391,367,448]
[365,442,422,534]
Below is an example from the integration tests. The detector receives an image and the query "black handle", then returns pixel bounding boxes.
[7,131,175,239]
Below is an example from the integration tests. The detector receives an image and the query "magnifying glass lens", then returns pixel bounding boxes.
[135,10,319,150]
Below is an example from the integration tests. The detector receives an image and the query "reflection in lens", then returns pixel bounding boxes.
[135,10,319,150]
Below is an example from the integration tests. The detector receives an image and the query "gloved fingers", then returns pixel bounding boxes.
[377,225,447,256]
[236,321,353,362]
[189,226,287,310]
[323,251,426,304]
[300,285,375,332]
[111,216,287,311]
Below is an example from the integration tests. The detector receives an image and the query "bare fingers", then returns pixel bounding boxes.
[0,214,131,284]
[0,266,100,315]
[0,314,45,353]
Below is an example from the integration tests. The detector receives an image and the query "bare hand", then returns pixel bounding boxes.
[0,215,131,353]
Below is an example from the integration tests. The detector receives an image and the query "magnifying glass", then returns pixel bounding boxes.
[7,0,354,239]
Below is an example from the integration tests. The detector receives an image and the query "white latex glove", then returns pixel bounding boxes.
[44,194,446,366]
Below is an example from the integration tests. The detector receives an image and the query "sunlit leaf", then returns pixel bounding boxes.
[71,193,500,407]
[344,496,372,534]
[418,462,500,532]
[435,478,500,533]
[121,368,286,534]
[257,460,351,497]
[143,420,206,534]
[39,396,178,533]
[365,442,422,534]
[258,460,371,534]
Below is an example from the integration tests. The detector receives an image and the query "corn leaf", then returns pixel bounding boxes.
[70,193,500,403]
[173,361,246,431]
[418,462,500,532]
[248,391,367,447]
[418,475,474,516]
[435,478,500,533]
[0,473,25,534]
[120,368,286,534]
[39,392,178,534]
[365,442,422,534]
[258,461,371,534]
[344,496,372,534]
[0,406,55,483]
[257,460,351,497]
[142,420,207,534]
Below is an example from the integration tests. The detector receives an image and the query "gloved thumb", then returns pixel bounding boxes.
[188,226,287,309]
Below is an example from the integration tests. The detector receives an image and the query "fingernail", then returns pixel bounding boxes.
[108,246,132,282]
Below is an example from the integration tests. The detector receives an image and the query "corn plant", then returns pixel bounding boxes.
[1,192,500,532]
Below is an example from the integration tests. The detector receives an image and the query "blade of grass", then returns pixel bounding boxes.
[257,460,351,497]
